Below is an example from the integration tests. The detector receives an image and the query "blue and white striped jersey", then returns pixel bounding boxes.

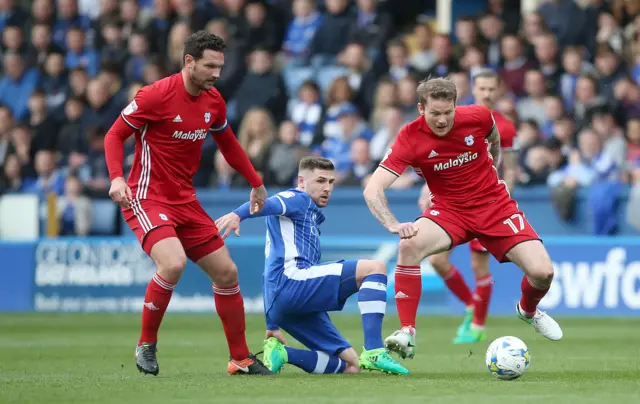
[262,189,325,306]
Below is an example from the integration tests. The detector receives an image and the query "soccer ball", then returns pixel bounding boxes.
[485,336,530,380]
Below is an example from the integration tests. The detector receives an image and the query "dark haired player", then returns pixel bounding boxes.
[363,77,563,361]
[105,31,272,376]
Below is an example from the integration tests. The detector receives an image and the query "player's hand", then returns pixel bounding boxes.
[215,212,241,239]
[265,329,286,345]
[388,222,419,239]
[249,185,267,214]
[108,177,132,209]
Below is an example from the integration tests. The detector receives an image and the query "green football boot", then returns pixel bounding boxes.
[359,347,410,375]
[262,337,287,373]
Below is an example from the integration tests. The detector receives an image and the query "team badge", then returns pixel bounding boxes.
[465,135,474,146]
[204,112,211,123]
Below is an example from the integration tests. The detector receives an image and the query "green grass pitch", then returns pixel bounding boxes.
[1,314,640,403]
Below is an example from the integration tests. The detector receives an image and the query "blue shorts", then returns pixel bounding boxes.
[267,259,358,356]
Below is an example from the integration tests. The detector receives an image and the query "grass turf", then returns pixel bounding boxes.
[1,314,639,403]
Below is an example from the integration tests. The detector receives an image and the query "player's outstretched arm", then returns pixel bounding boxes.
[363,168,418,239]
[215,196,287,239]
[487,125,502,169]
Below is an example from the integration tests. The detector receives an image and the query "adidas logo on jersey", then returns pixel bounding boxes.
[173,115,182,122]
[428,150,438,158]
[172,128,208,141]
[433,151,479,172]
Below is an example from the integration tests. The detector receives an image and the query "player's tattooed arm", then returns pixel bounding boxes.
[487,125,502,169]
[502,150,518,193]
[363,168,401,229]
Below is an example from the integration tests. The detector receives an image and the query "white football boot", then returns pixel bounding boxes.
[384,326,416,360]
[516,303,563,341]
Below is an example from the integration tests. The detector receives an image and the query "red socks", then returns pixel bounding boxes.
[443,266,473,307]
[139,273,175,345]
[519,275,549,316]
[472,274,493,327]
[394,265,422,328]
[213,284,250,361]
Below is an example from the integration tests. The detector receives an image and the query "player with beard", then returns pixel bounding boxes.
[105,31,273,376]
[363,77,562,361]
[422,69,518,344]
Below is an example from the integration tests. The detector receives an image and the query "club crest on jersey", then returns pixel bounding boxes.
[204,112,211,123]
[465,135,474,146]
[433,151,478,171]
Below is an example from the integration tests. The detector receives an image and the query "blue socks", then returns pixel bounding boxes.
[284,347,346,374]
[358,274,388,350]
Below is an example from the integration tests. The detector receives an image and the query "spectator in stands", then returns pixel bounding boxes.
[0,0,28,33]
[56,175,92,236]
[538,0,589,50]
[282,0,323,64]
[120,0,144,39]
[321,102,372,177]
[450,72,473,106]
[125,31,150,83]
[28,90,61,156]
[205,19,246,101]
[29,0,55,35]
[369,78,397,130]
[520,144,550,187]
[56,96,86,158]
[461,46,488,77]
[9,125,34,178]
[396,75,418,123]
[100,19,129,75]
[453,16,483,61]
[0,153,30,194]
[516,119,541,150]
[245,0,279,53]
[41,51,68,109]
[81,78,122,142]
[65,27,99,77]
[517,69,548,128]
[267,120,308,186]
[289,79,323,148]
[340,137,374,186]
[425,34,460,77]
[614,77,640,122]
[2,24,26,61]
[533,32,561,93]
[541,94,565,137]
[173,0,208,34]
[499,34,535,98]
[0,52,40,121]
[384,39,417,83]
[238,108,276,182]
[234,47,287,123]
[595,45,626,101]
[573,73,608,129]
[53,0,91,48]
[26,23,61,70]
[478,12,503,68]
[319,76,354,140]
[25,150,66,197]
[166,22,191,73]
[369,104,402,162]
[309,0,354,67]
[407,23,435,74]
[337,41,376,117]
[145,0,175,57]
[551,114,577,156]
[591,106,627,168]
[348,0,392,60]
[626,118,640,168]
[0,106,15,167]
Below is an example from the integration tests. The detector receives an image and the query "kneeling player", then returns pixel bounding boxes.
[216,156,408,375]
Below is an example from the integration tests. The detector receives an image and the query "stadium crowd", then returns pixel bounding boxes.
[0,0,639,235]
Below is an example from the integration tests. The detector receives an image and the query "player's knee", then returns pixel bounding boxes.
[398,238,422,264]
[156,254,187,280]
[528,260,554,287]
[212,262,239,287]
[365,260,387,276]
[470,254,489,277]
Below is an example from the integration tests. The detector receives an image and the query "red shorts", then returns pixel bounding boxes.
[123,199,224,262]
[421,198,540,262]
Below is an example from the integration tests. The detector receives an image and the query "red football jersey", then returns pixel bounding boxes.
[380,105,509,209]
[493,110,517,151]
[120,74,228,204]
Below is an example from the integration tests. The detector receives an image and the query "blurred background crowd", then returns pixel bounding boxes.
[0,0,639,235]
